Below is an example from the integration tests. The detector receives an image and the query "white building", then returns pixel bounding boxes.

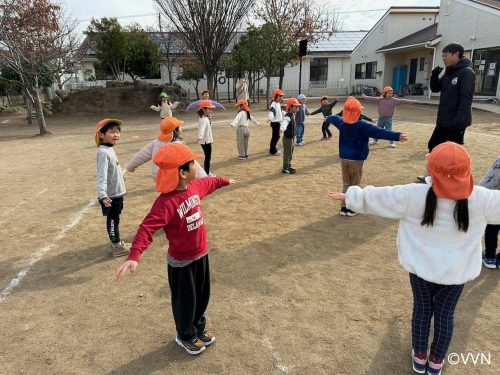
[350,1,500,99]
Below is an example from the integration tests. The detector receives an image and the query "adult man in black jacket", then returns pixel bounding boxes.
[417,43,475,181]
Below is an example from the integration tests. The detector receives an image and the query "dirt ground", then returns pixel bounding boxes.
[0,100,499,375]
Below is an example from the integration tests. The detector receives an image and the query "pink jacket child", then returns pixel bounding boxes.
[362,86,416,147]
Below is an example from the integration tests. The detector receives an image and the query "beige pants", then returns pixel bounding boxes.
[340,159,364,207]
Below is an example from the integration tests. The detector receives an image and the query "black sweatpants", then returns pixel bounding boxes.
[321,120,332,138]
[201,143,212,174]
[484,224,500,259]
[427,127,465,152]
[269,122,281,155]
[168,255,210,341]
[99,197,123,244]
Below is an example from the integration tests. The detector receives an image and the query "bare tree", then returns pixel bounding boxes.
[155,0,255,97]
[0,0,80,135]
[255,0,339,87]
[154,27,184,85]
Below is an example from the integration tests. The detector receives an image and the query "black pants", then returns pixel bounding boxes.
[409,273,464,360]
[321,120,332,138]
[427,127,465,152]
[99,197,123,244]
[269,122,281,155]
[200,143,212,174]
[168,255,210,341]
[484,224,500,258]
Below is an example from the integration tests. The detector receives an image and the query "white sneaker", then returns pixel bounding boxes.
[208,172,216,177]
[389,143,396,148]
[273,151,282,156]
[369,140,378,145]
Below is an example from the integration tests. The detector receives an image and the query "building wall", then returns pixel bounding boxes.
[350,10,439,92]
[437,0,500,98]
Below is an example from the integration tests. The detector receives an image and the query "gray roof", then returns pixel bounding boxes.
[376,23,439,52]
[471,0,500,10]
[308,31,368,53]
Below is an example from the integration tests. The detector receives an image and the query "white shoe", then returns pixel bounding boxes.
[273,151,282,156]
[369,140,378,145]
[208,172,216,177]
[389,143,396,148]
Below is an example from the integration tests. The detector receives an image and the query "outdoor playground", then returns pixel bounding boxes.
[0,100,499,374]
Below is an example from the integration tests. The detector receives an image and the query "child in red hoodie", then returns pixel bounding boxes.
[116,143,236,355]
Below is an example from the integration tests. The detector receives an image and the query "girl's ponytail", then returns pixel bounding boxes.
[421,187,469,232]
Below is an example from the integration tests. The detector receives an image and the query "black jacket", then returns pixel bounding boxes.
[430,57,475,130]
[283,113,296,138]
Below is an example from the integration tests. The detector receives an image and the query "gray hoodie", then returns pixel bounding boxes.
[96,145,126,200]
[480,156,500,190]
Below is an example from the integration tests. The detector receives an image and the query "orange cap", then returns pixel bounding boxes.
[95,118,123,146]
[198,99,216,109]
[158,117,184,142]
[383,86,394,94]
[285,97,302,112]
[153,143,204,193]
[342,96,363,124]
[235,99,248,107]
[272,88,285,100]
[426,142,474,200]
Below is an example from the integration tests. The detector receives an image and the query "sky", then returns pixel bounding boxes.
[63,0,441,35]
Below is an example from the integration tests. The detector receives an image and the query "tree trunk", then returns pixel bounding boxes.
[206,71,215,98]
[26,95,33,125]
[195,81,200,99]
[32,89,48,135]
[168,66,173,85]
[266,74,271,108]
[279,67,284,89]
[257,74,261,103]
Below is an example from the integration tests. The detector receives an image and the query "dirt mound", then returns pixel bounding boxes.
[52,84,187,116]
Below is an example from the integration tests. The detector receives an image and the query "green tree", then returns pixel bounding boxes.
[176,58,205,99]
[87,18,128,81]
[124,25,161,81]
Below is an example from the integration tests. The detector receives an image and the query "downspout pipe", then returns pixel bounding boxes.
[425,42,437,100]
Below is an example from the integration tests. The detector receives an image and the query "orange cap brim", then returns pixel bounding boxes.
[157,132,174,142]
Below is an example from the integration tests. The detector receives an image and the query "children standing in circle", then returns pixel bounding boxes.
[309,96,338,140]
[116,143,236,355]
[328,142,500,375]
[362,86,416,148]
[280,98,301,174]
[230,99,260,160]
[197,100,215,176]
[480,155,500,269]
[295,94,309,146]
[95,119,130,257]
[150,92,181,137]
[268,89,285,156]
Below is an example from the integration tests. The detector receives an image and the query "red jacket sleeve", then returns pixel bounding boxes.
[191,177,230,199]
[127,197,170,262]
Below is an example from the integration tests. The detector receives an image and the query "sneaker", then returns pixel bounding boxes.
[389,143,396,148]
[273,151,282,156]
[296,142,304,146]
[110,241,130,257]
[482,252,497,269]
[327,136,333,139]
[198,329,215,346]
[416,175,427,182]
[427,355,443,375]
[175,337,206,355]
[288,167,297,174]
[346,209,359,217]
[208,172,216,177]
[320,137,328,141]
[369,139,378,145]
[340,207,348,216]
[281,167,296,174]
[237,156,247,160]
[412,350,427,374]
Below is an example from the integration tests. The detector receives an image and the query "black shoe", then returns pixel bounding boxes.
[416,175,427,182]
[346,209,359,217]
[340,207,348,216]
[288,167,296,174]
[282,168,291,174]
[175,337,206,355]
[198,329,215,346]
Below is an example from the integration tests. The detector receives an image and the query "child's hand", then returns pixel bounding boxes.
[116,260,138,281]
[228,179,237,185]
[102,197,112,207]
[327,192,345,201]
[197,136,202,141]
[399,133,409,142]
[279,131,284,136]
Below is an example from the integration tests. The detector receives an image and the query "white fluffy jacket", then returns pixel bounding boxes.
[345,182,500,285]
[150,100,179,118]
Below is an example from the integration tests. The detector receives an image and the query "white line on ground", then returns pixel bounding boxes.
[247,298,289,374]
[0,199,96,304]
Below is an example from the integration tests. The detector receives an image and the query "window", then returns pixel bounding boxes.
[366,61,377,79]
[310,58,328,81]
[419,57,425,71]
[355,63,365,79]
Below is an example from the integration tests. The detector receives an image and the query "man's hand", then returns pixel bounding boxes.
[432,66,443,76]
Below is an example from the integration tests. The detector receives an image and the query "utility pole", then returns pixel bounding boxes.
[158,13,162,32]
